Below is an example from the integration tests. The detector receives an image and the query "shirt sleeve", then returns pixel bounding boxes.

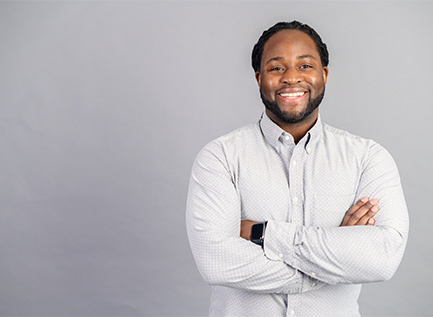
[263,143,409,285]
[186,141,319,294]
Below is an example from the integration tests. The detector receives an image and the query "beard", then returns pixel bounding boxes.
[260,87,325,124]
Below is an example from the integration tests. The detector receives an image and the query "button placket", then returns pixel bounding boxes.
[286,293,301,317]
[288,147,304,225]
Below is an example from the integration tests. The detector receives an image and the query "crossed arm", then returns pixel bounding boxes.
[241,187,407,285]
[187,142,408,292]
[241,197,379,240]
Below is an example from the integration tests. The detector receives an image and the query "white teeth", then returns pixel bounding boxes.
[280,92,305,98]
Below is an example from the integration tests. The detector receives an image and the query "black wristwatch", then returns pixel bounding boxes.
[250,221,268,247]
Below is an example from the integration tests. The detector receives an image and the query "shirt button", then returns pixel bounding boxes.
[278,253,284,259]
[311,283,316,287]
[285,135,290,141]
[311,272,316,277]
[292,160,297,166]
[293,196,299,203]
[290,310,295,315]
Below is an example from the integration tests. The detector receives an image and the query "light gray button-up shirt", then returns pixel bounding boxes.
[186,112,409,316]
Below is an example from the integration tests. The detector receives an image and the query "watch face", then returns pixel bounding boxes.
[251,223,264,240]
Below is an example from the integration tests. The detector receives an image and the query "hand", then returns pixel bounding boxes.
[240,220,257,240]
[340,197,379,226]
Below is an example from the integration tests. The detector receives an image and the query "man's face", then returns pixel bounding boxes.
[256,29,328,125]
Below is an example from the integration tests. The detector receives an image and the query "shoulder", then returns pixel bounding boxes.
[199,122,260,154]
[194,122,261,164]
[322,123,372,143]
[321,122,396,167]
[322,123,375,150]
[214,122,260,146]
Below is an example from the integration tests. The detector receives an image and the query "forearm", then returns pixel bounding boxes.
[263,183,409,285]
[186,220,306,293]
[264,220,407,285]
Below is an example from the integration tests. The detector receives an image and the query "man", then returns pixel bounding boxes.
[186,21,408,316]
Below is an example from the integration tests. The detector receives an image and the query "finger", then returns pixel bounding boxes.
[345,199,377,226]
[347,199,377,226]
[368,218,375,226]
[355,204,379,226]
[340,197,368,226]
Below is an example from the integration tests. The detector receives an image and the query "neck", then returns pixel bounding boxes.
[266,108,319,144]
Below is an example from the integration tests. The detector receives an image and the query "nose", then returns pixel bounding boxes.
[281,67,302,84]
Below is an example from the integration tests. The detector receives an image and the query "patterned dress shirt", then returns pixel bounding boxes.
[186,112,409,316]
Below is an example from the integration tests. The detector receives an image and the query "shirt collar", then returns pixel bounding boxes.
[259,111,323,154]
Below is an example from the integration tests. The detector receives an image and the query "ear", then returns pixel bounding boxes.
[255,71,261,87]
[322,67,329,85]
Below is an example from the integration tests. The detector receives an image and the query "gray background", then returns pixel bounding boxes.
[0,1,431,316]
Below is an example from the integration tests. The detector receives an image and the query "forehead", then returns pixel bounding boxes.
[262,29,319,61]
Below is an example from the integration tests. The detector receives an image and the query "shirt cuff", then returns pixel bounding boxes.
[263,220,299,263]
[264,222,326,292]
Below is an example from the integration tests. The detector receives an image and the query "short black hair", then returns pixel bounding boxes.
[251,21,329,72]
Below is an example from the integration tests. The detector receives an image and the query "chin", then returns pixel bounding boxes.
[272,106,311,124]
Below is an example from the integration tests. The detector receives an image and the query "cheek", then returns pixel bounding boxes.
[310,75,325,91]
[262,77,277,93]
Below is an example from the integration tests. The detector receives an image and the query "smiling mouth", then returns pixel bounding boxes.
[279,91,307,99]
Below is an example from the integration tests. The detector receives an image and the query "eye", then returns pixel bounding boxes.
[300,64,313,69]
[270,66,284,71]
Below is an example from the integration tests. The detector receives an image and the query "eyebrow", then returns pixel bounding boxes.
[297,54,316,60]
[265,57,284,65]
[265,54,317,65]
